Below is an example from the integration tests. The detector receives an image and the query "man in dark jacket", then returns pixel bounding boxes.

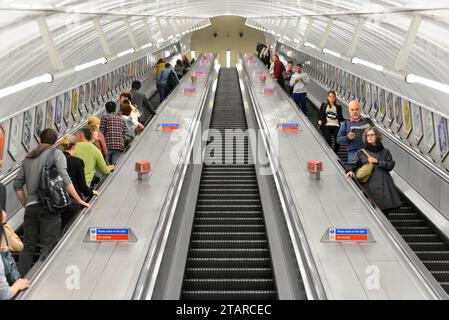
[130,81,156,124]
[13,129,90,275]
[272,55,286,89]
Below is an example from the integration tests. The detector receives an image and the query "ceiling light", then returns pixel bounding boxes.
[0,73,53,99]
[322,48,341,58]
[351,57,384,72]
[117,48,135,57]
[74,57,107,72]
[406,74,449,95]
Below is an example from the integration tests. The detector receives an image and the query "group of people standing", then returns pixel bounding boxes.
[155,55,191,102]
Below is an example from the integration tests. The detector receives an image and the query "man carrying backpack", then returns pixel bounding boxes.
[157,63,179,102]
[13,128,90,275]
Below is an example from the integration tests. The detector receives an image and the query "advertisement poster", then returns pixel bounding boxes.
[360,79,366,106]
[378,88,386,120]
[84,82,91,113]
[403,99,412,137]
[72,88,79,120]
[54,95,63,131]
[0,125,4,170]
[34,104,45,142]
[371,85,379,116]
[394,95,403,131]
[22,110,32,152]
[97,77,103,103]
[422,108,435,153]
[63,91,71,124]
[438,117,449,160]
[78,85,85,117]
[412,103,423,144]
[364,82,372,112]
[46,99,54,129]
[8,117,20,160]
[386,92,393,126]
[91,80,97,106]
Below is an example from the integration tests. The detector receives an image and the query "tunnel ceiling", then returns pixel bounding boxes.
[1,0,449,116]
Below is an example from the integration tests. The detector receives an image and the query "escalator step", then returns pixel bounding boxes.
[194,217,264,225]
[189,248,269,258]
[390,220,428,227]
[185,267,273,278]
[430,271,449,282]
[408,242,449,251]
[193,225,266,232]
[422,261,449,271]
[191,232,268,241]
[196,211,263,218]
[401,234,441,242]
[415,251,449,260]
[183,278,275,291]
[187,258,271,268]
[395,226,436,235]
[182,290,277,300]
[190,240,268,249]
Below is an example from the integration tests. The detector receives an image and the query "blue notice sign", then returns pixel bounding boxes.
[329,228,368,241]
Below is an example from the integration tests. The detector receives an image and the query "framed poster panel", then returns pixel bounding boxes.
[412,103,423,144]
[46,99,54,129]
[403,99,412,137]
[371,85,379,116]
[8,117,20,161]
[34,103,45,142]
[422,108,435,153]
[394,95,403,131]
[355,77,361,101]
[385,92,394,126]
[101,75,107,101]
[63,91,71,125]
[54,95,63,131]
[84,82,91,113]
[360,79,366,107]
[0,125,4,170]
[438,117,449,161]
[364,81,372,112]
[378,88,386,120]
[22,110,32,152]
[78,85,85,117]
[91,80,97,107]
[97,77,103,104]
[72,88,79,120]
[345,72,351,101]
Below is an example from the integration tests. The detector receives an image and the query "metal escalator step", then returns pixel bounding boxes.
[196,211,263,218]
[401,234,441,242]
[190,240,268,249]
[185,267,273,278]
[188,248,269,258]
[408,242,449,251]
[390,220,428,227]
[194,217,264,225]
[395,226,436,235]
[187,258,271,268]
[415,251,449,260]
[389,207,415,213]
[422,261,449,271]
[439,282,449,293]
[183,278,275,291]
[430,271,449,282]
[199,191,259,196]
[191,232,268,241]
[193,224,266,232]
[388,212,421,219]
[182,290,277,300]
[196,205,262,209]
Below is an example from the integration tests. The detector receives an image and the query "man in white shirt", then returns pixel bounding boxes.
[290,63,310,115]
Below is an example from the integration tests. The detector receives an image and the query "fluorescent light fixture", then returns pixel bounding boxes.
[351,57,384,71]
[157,38,165,43]
[277,33,281,37]
[283,35,291,41]
[294,39,300,43]
[304,42,317,49]
[191,50,196,59]
[226,50,231,68]
[168,35,174,40]
[287,50,292,57]
[406,74,449,94]
[270,30,276,35]
[117,48,135,57]
[182,31,186,35]
[74,57,107,72]
[141,42,153,49]
[165,50,170,58]
[176,34,180,37]
[0,73,53,99]
[322,48,341,58]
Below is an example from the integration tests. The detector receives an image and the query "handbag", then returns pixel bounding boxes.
[355,149,374,183]
[0,225,21,285]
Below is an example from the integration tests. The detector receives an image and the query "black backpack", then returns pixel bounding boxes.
[168,71,179,90]
[38,149,71,214]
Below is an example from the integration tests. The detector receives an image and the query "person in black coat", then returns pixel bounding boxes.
[346,127,401,212]
[318,90,345,153]
[59,135,99,229]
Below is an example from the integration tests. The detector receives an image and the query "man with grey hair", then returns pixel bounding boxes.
[337,100,371,162]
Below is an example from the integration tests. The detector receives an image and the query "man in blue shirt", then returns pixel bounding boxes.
[157,63,179,102]
[337,100,371,162]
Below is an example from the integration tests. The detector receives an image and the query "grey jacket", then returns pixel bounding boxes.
[0,259,13,300]
[130,89,156,122]
[13,145,72,206]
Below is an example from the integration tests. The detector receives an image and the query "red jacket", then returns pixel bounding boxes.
[273,60,286,82]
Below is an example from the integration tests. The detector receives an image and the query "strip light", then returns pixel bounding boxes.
[141,42,153,49]
[351,57,384,72]
[74,57,107,71]
[406,74,449,94]
[0,73,53,98]
[322,48,341,58]
[117,48,135,57]
[304,42,317,49]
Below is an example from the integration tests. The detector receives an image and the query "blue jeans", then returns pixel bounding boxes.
[293,92,308,115]
[159,85,169,102]
[106,149,123,165]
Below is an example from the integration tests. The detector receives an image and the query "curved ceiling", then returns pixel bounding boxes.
[1,0,449,117]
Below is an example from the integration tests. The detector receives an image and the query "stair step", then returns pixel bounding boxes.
[183,278,275,291]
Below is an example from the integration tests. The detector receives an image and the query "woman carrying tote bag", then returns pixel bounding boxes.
[345,127,401,212]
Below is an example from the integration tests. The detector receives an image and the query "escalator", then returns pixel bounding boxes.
[181,68,277,299]
[306,100,449,294]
